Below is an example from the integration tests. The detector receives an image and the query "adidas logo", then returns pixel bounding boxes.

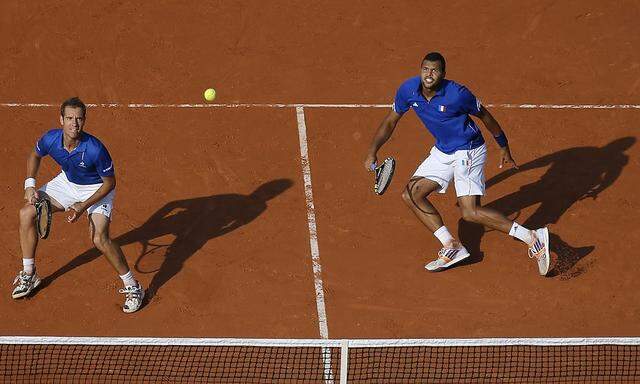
[412,102,418,107]
[78,161,86,168]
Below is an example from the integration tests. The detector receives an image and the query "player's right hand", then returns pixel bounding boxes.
[24,187,38,205]
[364,154,377,171]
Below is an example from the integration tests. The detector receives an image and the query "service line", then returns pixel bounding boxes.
[1,103,640,109]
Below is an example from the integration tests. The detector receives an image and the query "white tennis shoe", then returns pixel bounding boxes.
[528,227,550,276]
[12,270,41,299]
[425,245,470,271]
[119,284,145,313]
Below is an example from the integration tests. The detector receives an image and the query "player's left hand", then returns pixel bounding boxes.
[66,203,86,223]
[499,146,518,169]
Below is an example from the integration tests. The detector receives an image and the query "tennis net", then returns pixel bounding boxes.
[1,336,639,383]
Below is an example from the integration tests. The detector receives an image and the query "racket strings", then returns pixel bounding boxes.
[378,163,393,187]
[375,160,394,193]
[39,206,49,227]
[35,199,52,239]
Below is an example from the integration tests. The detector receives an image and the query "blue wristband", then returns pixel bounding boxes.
[494,132,508,148]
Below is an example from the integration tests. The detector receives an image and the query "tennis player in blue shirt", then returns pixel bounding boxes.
[12,97,145,313]
[364,52,550,275]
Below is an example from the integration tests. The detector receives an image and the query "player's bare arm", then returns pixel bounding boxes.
[364,109,403,170]
[477,106,518,169]
[67,176,116,223]
[24,150,43,204]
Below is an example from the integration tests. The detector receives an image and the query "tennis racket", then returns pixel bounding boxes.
[35,197,52,239]
[370,157,396,195]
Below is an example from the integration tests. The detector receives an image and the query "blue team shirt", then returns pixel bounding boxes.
[35,129,115,185]
[393,77,485,154]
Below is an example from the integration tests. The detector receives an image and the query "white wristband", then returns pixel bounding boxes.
[24,178,36,190]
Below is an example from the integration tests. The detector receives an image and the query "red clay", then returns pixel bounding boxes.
[1,2,639,340]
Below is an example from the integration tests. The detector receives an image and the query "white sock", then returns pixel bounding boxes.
[119,270,137,288]
[433,226,454,246]
[509,222,534,245]
[23,258,35,275]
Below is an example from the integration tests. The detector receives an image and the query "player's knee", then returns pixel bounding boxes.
[461,208,479,223]
[402,186,424,205]
[19,205,36,225]
[92,233,110,250]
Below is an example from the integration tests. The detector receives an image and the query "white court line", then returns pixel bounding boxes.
[493,103,640,109]
[295,106,335,383]
[295,106,330,339]
[1,102,640,109]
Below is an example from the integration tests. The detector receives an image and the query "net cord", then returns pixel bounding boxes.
[2,336,639,347]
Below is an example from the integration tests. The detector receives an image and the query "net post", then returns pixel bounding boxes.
[340,339,349,384]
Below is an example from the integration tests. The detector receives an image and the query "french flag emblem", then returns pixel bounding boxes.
[438,105,446,112]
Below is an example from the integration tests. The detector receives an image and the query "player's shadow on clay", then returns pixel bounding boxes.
[40,179,293,300]
[456,136,635,279]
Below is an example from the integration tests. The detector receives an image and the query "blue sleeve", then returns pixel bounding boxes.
[34,130,54,157]
[392,85,411,115]
[459,86,482,116]
[95,144,115,178]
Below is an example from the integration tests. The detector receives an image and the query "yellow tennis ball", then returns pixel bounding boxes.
[204,88,216,102]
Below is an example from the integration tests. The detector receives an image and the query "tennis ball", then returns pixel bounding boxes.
[204,88,216,102]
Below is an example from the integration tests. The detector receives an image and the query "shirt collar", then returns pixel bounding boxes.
[58,131,88,153]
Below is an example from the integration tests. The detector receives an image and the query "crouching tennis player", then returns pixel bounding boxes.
[12,97,144,313]
[364,52,550,275]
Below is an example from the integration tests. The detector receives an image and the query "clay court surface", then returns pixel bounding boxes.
[1,1,639,341]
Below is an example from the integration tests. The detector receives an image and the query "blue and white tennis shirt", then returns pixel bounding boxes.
[393,77,485,154]
[35,129,115,185]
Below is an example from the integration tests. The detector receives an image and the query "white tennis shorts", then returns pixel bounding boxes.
[39,172,115,218]
[412,144,488,197]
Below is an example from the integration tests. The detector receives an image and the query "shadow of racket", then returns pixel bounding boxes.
[134,240,171,274]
